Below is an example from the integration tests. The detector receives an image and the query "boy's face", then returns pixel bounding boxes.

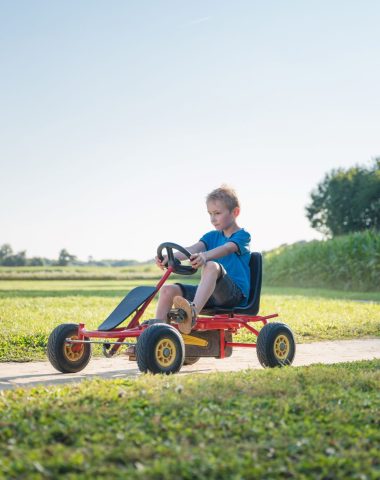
[207,200,239,232]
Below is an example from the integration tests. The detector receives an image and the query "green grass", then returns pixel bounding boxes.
[263,286,380,303]
[0,360,379,479]
[264,230,380,291]
[0,279,379,362]
[0,264,160,280]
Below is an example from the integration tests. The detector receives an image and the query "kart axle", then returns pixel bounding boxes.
[65,338,132,346]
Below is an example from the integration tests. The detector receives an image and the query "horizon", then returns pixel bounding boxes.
[0,235,316,264]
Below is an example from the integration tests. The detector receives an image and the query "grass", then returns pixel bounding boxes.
[0,360,379,479]
[264,230,380,292]
[0,279,379,362]
[0,264,161,281]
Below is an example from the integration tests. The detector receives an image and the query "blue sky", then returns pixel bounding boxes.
[1,1,379,261]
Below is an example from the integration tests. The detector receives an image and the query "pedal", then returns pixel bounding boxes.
[167,308,187,323]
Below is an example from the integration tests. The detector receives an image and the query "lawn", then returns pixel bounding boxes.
[0,360,379,479]
[0,279,379,361]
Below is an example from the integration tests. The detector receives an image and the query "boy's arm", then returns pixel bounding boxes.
[156,241,205,269]
[203,242,238,261]
[174,241,205,261]
[190,242,238,269]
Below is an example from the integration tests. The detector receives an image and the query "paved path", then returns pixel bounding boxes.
[0,338,379,391]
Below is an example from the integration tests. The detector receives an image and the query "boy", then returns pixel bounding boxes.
[155,185,251,334]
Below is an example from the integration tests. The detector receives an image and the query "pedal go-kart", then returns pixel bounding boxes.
[47,242,296,375]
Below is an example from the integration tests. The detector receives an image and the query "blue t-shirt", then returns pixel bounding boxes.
[200,228,251,306]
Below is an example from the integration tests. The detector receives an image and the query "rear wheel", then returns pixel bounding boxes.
[257,322,295,368]
[47,323,92,373]
[136,324,184,374]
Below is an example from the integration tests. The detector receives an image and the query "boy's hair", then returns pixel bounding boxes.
[206,185,240,211]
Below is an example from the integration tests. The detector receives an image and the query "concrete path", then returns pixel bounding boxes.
[0,338,379,391]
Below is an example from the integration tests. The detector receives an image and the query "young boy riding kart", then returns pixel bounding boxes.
[48,184,295,375]
[155,185,250,334]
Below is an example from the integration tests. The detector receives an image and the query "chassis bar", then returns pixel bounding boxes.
[77,313,278,339]
[65,339,134,346]
[74,297,279,358]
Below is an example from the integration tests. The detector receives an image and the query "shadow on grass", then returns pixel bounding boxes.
[0,366,218,390]
[262,286,380,302]
[0,289,136,299]
[0,278,198,299]
[1,286,379,302]
[0,368,141,390]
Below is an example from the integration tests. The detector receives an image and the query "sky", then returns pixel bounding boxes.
[1,1,379,261]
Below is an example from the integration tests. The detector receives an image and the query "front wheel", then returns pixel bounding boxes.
[136,324,185,374]
[47,323,92,373]
[257,322,295,368]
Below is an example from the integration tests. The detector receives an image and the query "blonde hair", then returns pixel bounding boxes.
[206,185,240,211]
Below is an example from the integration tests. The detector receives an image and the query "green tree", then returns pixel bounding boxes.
[28,257,45,266]
[57,249,77,266]
[0,244,13,261]
[2,251,27,266]
[306,159,380,236]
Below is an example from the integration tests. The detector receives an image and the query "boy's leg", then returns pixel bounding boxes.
[193,261,221,314]
[126,284,182,357]
[174,262,221,334]
[155,284,182,321]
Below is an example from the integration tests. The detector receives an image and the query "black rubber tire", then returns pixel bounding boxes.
[136,323,185,374]
[183,356,201,366]
[47,323,92,373]
[256,322,296,368]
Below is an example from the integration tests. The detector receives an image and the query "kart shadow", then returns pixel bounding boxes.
[0,289,135,299]
[0,368,142,390]
[0,364,230,391]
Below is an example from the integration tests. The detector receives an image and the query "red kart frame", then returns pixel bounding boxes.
[72,267,278,359]
[48,242,295,374]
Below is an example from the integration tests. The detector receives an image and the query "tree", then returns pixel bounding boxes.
[0,244,13,261]
[306,159,380,236]
[0,245,27,266]
[57,249,77,266]
[28,257,45,266]
[2,251,27,266]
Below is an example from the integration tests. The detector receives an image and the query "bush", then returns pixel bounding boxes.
[264,230,380,291]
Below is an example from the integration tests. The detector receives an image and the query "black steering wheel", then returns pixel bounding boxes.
[157,242,197,276]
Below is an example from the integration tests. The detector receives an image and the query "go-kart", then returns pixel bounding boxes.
[47,242,296,375]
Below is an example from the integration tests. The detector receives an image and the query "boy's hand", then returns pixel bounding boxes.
[190,253,207,269]
[155,255,168,270]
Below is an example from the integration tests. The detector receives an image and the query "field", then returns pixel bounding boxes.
[0,273,379,362]
[264,230,380,291]
[1,265,379,478]
[0,360,379,478]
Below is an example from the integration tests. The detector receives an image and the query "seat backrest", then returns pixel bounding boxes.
[233,252,262,315]
[202,252,262,316]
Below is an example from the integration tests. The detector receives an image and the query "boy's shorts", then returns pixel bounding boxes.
[175,264,244,309]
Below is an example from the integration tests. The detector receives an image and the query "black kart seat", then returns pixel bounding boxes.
[201,252,262,316]
[98,286,156,331]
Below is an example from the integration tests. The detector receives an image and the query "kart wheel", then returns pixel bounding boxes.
[136,324,185,374]
[257,322,295,368]
[183,356,200,366]
[47,323,92,373]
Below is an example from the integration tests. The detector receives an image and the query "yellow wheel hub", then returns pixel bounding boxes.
[274,335,290,360]
[64,336,84,362]
[155,338,176,367]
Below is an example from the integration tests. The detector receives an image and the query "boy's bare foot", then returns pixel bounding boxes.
[173,296,197,334]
